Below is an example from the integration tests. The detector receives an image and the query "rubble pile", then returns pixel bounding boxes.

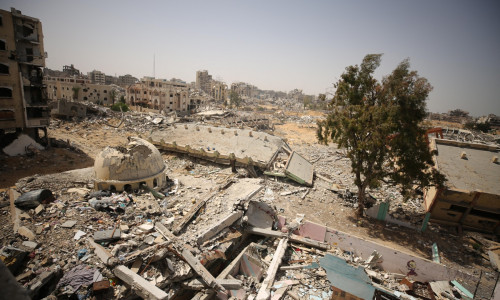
[1,108,499,299]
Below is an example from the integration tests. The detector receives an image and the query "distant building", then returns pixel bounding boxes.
[211,81,227,101]
[0,8,50,140]
[62,64,80,77]
[87,70,105,84]
[196,70,212,94]
[118,74,138,86]
[231,82,257,98]
[105,75,118,85]
[126,77,201,113]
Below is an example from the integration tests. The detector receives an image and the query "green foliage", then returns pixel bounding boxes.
[111,102,129,112]
[230,91,242,107]
[109,89,117,105]
[464,121,491,133]
[317,54,445,217]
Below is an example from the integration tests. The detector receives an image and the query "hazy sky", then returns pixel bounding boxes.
[3,0,499,116]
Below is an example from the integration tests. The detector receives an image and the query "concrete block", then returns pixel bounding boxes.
[18,226,35,241]
[21,241,38,249]
[114,265,169,300]
[34,205,44,215]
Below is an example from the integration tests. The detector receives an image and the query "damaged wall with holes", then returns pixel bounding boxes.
[44,75,120,106]
[0,8,49,137]
[424,138,500,233]
[94,137,167,192]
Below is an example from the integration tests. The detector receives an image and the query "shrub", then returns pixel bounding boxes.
[111,102,129,112]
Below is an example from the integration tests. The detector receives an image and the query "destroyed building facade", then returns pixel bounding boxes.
[0,8,49,139]
[44,75,121,105]
[126,77,195,113]
[424,139,500,233]
[196,70,212,94]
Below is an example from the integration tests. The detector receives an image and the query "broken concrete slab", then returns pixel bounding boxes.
[18,226,36,241]
[21,241,38,249]
[88,238,118,266]
[245,201,276,229]
[148,123,290,170]
[284,151,314,186]
[93,229,121,242]
[180,248,226,292]
[197,210,243,245]
[183,278,243,290]
[114,265,169,300]
[61,220,77,228]
[246,227,329,250]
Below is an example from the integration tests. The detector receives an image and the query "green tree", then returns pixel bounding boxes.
[230,91,242,108]
[317,54,445,217]
[72,86,80,101]
[109,89,117,105]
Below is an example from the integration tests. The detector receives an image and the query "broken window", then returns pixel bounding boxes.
[0,40,6,51]
[0,15,3,26]
[0,63,8,75]
[26,47,33,62]
[448,205,467,213]
[0,87,13,98]
[22,24,35,37]
[469,208,500,220]
[104,90,107,93]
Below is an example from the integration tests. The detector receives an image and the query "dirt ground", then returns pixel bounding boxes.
[1,112,497,295]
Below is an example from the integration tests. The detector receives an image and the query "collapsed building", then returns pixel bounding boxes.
[424,139,500,234]
[94,138,167,192]
[0,8,49,142]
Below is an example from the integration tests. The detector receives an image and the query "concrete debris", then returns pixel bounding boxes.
[2,134,45,156]
[2,107,496,300]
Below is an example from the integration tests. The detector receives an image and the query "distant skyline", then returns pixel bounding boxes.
[2,0,499,116]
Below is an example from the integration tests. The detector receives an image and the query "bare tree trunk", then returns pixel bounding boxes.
[356,184,366,218]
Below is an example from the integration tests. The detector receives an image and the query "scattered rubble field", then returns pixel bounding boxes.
[0,109,499,299]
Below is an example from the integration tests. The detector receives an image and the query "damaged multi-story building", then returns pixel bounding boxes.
[0,8,49,141]
[44,75,121,106]
[195,70,212,94]
[126,77,202,113]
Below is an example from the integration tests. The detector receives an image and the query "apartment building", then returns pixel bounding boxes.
[0,8,49,139]
[44,76,119,105]
[126,77,195,113]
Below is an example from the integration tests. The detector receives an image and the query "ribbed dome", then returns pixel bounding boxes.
[94,137,165,182]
